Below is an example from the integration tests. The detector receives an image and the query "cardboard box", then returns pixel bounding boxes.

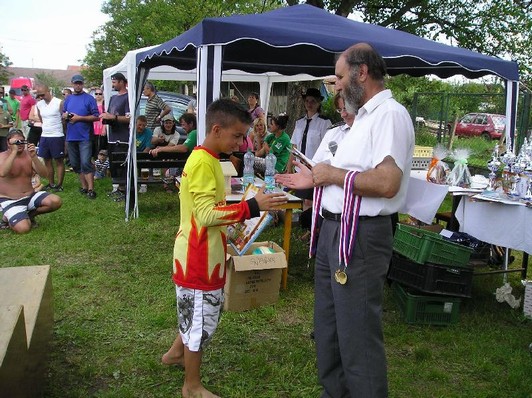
[225,241,287,312]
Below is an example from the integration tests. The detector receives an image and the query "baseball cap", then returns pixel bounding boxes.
[162,114,175,122]
[71,74,85,83]
[9,88,15,94]
[111,72,127,82]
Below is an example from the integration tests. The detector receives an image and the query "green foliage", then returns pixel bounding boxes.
[1,173,530,397]
[0,47,12,84]
[34,72,66,99]
[83,0,283,84]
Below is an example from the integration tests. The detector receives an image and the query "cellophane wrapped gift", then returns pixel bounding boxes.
[446,148,472,187]
[426,144,450,184]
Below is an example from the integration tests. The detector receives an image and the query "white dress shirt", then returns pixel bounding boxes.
[290,113,332,160]
[321,89,415,216]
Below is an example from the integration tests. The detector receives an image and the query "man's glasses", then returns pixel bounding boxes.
[95,93,103,95]
[336,108,347,114]
[21,89,28,92]
[36,93,45,99]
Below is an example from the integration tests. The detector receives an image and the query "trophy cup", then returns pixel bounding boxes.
[509,157,525,198]
[486,155,501,192]
[500,145,516,193]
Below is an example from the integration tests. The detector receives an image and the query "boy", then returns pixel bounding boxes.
[135,115,153,153]
[94,150,109,179]
[161,99,287,398]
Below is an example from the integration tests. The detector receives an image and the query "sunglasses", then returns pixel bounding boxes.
[21,89,28,92]
[95,93,103,95]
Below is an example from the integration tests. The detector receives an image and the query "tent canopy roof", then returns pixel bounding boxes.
[136,4,519,81]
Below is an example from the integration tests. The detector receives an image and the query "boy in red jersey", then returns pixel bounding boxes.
[162,98,287,398]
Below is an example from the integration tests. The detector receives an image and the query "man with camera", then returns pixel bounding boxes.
[0,129,62,233]
[63,74,100,199]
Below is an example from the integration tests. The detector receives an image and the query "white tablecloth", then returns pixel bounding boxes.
[400,171,449,224]
[455,198,532,254]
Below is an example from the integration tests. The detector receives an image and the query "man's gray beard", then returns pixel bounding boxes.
[343,78,364,116]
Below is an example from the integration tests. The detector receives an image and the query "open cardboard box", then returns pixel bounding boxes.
[224,241,287,312]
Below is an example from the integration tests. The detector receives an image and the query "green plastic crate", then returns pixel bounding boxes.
[393,223,473,268]
[392,282,461,325]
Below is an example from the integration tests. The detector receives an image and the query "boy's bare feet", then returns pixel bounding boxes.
[182,385,220,398]
[161,350,184,367]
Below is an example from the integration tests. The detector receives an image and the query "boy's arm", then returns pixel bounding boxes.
[193,191,258,227]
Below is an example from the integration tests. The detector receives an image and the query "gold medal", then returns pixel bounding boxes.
[334,269,347,285]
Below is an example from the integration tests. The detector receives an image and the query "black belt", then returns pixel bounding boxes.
[321,208,390,222]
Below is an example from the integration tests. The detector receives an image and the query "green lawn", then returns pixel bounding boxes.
[1,172,531,398]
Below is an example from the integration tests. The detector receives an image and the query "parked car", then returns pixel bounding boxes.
[448,113,506,140]
[138,91,194,141]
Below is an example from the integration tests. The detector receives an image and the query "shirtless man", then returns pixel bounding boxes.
[0,129,62,233]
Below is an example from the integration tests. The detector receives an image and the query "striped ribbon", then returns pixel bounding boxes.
[308,171,361,266]
[309,186,323,258]
[340,171,361,267]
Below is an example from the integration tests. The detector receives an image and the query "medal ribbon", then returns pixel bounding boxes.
[339,171,361,267]
[309,185,323,258]
[309,171,361,265]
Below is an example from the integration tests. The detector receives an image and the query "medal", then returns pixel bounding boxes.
[334,269,347,285]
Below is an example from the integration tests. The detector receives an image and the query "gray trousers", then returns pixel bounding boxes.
[314,215,392,398]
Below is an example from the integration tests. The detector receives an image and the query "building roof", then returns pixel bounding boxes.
[5,66,83,87]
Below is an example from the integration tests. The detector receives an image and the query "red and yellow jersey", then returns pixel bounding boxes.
[173,147,251,290]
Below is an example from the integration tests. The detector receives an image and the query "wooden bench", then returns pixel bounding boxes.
[110,151,190,184]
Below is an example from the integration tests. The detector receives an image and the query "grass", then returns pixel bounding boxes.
[1,172,531,398]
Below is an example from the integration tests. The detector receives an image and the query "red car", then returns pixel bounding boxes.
[450,113,506,140]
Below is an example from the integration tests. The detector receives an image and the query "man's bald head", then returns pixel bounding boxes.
[342,43,387,82]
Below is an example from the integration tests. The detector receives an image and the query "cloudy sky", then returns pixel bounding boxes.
[0,0,109,69]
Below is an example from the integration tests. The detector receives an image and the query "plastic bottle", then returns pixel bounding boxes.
[264,151,277,193]
[243,148,255,189]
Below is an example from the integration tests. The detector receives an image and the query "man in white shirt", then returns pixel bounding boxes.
[35,84,65,191]
[277,43,414,398]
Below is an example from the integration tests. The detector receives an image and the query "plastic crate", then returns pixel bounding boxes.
[393,224,473,268]
[414,145,434,158]
[411,157,432,170]
[389,254,473,298]
[392,282,461,325]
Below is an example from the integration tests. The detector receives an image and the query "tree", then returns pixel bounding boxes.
[83,0,282,84]
[34,72,67,99]
[0,48,12,85]
[286,0,532,82]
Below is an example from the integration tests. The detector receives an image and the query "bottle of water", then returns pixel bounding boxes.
[243,148,255,189]
[264,151,277,193]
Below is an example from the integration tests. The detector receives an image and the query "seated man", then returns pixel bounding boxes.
[0,129,62,233]
[150,112,197,156]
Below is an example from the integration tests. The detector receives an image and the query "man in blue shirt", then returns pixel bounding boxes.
[63,74,99,199]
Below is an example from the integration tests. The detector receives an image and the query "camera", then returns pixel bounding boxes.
[65,113,74,121]
[14,140,28,145]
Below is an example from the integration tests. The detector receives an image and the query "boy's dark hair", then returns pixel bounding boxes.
[136,115,147,123]
[248,92,260,101]
[272,113,289,130]
[206,99,251,133]
[179,112,197,129]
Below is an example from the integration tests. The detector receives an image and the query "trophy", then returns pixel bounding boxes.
[500,145,516,193]
[486,144,501,192]
[509,157,525,198]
